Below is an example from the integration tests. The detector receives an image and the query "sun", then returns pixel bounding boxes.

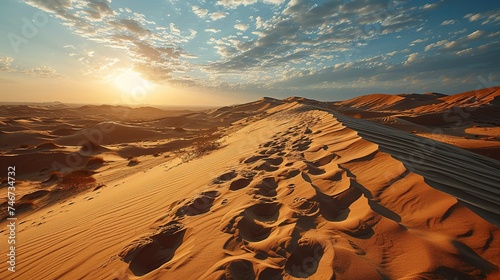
[112,69,153,95]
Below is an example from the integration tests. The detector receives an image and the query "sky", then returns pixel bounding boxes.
[0,0,499,106]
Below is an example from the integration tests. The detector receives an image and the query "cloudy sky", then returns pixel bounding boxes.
[0,0,499,106]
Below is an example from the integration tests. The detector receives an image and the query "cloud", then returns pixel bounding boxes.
[381,15,423,34]
[23,0,78,22]
[405,53,419,65]
[110,18,151,35]
[83,57,120,77]
[217,0,285,8]
[404,53,420,65]
[0,56,14,72]
[422,3,438,10]
[456,48,473,56]
[206,28,221,33]
[425,30,488,53]
[210,11,227,20]
[234,23,250,31]
[0,57,63,78]
[410,38,428,46]
[170,23,181,35]
[22,65,63,78]
[129,41,183,63]
[488,31,500,38]
[23,0,193,83]
[424,40,448,52]
[209,0,425,74]
[274,41,500,93]
[467,30,486,40]
[19,0,500,95]
[134,62,174,82]
[464,9,500,25]
[188,29,198,39]
[80,0,114,21]
[465,13,482,22]
[255,16,263,29]
[192,6,208,18]
[441,20,456,25]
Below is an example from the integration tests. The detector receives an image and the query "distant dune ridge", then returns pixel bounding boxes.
[0,86,499,279]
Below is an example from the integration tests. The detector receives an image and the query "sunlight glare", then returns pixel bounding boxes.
[113,69,153,95]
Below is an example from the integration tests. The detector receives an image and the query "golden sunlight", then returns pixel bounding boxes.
[112,69,153,95]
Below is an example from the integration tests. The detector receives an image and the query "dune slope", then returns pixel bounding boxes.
[1,102,499,280]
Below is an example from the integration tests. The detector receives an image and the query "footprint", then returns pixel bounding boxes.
[278,168,301,179]
[176,191,220,216]
[258,150,268,155]
[245,202,281,223]
[212,171,237,184]
[341,219,374,238]
[262,141,274,148]
[264,157,284,166]
[225,259,256,279]
[268,149,282,156]
[244,155,267,164]
[247,177,278,199]
[253,161,279,172]
[258,267,282,280]
[121,221,186,276]
[229,178,253,191]
[290,198,319,217]
[284,239,324,278]
[237,216,272,242]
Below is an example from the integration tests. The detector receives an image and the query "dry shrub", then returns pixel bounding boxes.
[36,141,60,149]
[174,137,221,163]
[193,138,220,156]
[80,140,102,154]
[128,157,139,166]
[57,169,96,190]
[86,156,105,168]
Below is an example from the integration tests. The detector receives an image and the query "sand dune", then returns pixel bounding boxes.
[55,122,166,146]
[335,87,500,114]
[332,86,500,161]
[1,94,498,279]
[336,93,407,110]
[333,112,500,225]
[0,131,53,149]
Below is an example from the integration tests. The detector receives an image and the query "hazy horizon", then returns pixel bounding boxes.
[0,85,495,109]
[1,0,499,106]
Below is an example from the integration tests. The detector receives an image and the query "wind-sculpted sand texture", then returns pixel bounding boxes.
[0,94,499,279]
[332,86,500,161]
[334,112,500,227]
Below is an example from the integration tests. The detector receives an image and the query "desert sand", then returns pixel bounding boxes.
[1,87,499,279]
